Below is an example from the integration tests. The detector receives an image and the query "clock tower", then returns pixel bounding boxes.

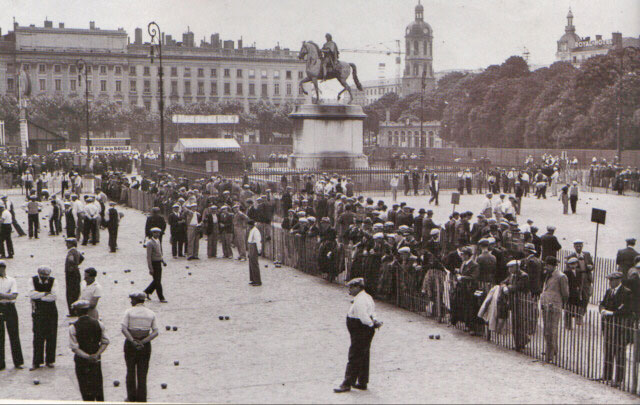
[402,1,435,95]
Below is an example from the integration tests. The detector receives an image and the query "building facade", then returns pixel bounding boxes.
[352,78,401,106]
[402,2,435,96]
[556,9,640,67]
[0,20,309,114]
[377,113,445,148]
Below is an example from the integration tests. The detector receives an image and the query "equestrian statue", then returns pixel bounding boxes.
[298,34,363,104]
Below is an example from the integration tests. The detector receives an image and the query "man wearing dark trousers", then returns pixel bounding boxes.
[1,195,25,237]
[334,278,382,393]
[64,238,84,317]
[29,266,58,369]
[24,196,41,239]
[121,292,159,403]
[247,221,262,286]
[69,299,109,401]
[0,260,24,370]
[599,271,633,388]
[144,228,167,303]
[0,204,14,258]
[168,204,186,258]
[104,202,121,253]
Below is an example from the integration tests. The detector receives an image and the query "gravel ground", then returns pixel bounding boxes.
[1,193,638,403]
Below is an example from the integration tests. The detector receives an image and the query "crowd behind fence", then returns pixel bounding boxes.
[116,187,640,396]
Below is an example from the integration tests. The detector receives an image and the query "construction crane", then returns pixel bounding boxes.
[341,40,404,86]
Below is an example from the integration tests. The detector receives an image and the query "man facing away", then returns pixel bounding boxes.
[121,292,159,402]
[334,278,382,393]
[29,266,58,370]
[539,256,568,364]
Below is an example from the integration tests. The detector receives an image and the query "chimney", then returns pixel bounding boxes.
[44,19,53,28]
[595,34,602,41]
[59,22,64,28]
[238,37,243,49]
[134,28,142,45]
[612,32,623,49]
[223,40,234,50]
[90,21,95,30]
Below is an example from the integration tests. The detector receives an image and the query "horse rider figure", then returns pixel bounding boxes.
[322,33,339,79]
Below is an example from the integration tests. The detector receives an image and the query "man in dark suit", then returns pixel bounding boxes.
[476,238,497,284]
[540,226,562,261]
[522,243,543,297]
[616,238,639,279]
[567,239,593,325]
[599,271,633,388]
[168,204,186,258]
[104,202,121,253]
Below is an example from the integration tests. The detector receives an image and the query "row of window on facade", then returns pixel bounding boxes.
[405,63,433,77]
[387,130,436,147]
[365,86,399,96]
[6,76,301,97]
[12,63,303,80]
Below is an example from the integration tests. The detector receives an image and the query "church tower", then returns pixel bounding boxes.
[402,1,435,96]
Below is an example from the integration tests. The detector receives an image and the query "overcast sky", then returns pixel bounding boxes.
[2,0,639,81]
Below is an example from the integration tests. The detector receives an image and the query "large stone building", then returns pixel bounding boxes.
[377,112,446,148]
[556,9,640,67]
[0,20,308,113]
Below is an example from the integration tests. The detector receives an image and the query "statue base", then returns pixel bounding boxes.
[288,103,369,170]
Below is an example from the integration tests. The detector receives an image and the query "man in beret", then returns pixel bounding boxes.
[29,266,58,370]
[334,278,382,393]
[539,256,568,363]
[64,238,84,317]
[121,292,159,402]
[599,272,633,387]
[616,238,638,279]
[69,300,109,401]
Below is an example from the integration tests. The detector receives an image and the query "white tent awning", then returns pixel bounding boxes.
[173,138,241,153]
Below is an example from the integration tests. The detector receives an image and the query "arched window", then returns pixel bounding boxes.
[401,131,406,144]
[413,64,419,76]
[424,42,427,55]
[406,42,410,56]
[414,40,419,55]
[429,131,434,148]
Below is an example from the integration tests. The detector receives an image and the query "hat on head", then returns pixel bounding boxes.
[478,238,489,246]
[524,243,536,252]
[71,300,91,310]
[430,228,440,236]
[347,278,365,288]
[567,257,579,264]
[150,227,162,233]
[37,266,52,275]
[307,217,316,222]
[172,204,180,208]
[63,201,71,206]
[545,256,558,266]
[373,232,384,240]
[626,238,636,244]
[0,260,6,268]
[507,260,519,267]
[109,201,116,206]
[461,247,473,255]
[129,292,147,301]
[398,246,411,254]
[418,208,426,214]
[547,226,556,231]
[487,237,496,244]
[65,237,77,243]
[573,239,584,245]
[373,223,383,229]
[321,217,331,223]
[606,271,623,280]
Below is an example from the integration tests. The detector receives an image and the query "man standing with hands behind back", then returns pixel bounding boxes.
[334,277,382,393]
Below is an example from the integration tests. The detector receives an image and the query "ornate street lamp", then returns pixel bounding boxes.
[76,59,91,161]
[148,21,165,169]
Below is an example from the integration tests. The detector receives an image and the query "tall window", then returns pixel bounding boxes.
[286,70,292,80]
[55,79,61,91]
[224,82,231,95]
[70,79,77,92]
[100,80,107,92]
[171,81,178,95]
[273,70,280,79]
[171,67,178,77]
[298,71,304,79]
[249,83,255,96]
[414,41,419,55]
[286,83,292,96]
[87,80,92,91]
[261,70,267,79]
[184,67,191,77]
[274,83,280,96]
[115,66,122,75]
[39,79,46,91]
[210,68,217,77]
[236,83,243,95]
[197,68,204,78]
[69,65,77,74]
[143,80,150,93]
[39,64,46,73]
[198,81,204,95]
[236,69,242,78]
[261,83,268,97]
[248,69,255,78]
[116,80,122,92]
[130,80,137,92]
[143,66,150,76]
[100,66,107,75]
[210,82,217,95]
[130,66,136,75]
[54,65,61,73]
[184,81,191,95]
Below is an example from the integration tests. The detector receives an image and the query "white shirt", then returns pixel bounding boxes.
[122,304,158,334]
[481,198,493,212]
[390,178,399,187]
[29,276,57,302]
[73,200,85,216]
[347,290,377,327]
[80,281,103,302]
[189,211,199,226]
[247,226,262,252]
[0,210,12,225]
[521,173,530,182]
[0,275,18,303]
[84,202,99,219]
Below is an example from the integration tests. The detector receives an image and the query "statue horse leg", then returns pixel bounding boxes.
[298,77,312,96]
[336,67,353,103]
[311,77,321,104]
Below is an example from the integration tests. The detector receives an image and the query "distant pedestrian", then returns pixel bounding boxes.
[569,181,579,214]
[247,220,262,286]
[104,201,121,253]
[334,278,382,393]
[559,185,569,215]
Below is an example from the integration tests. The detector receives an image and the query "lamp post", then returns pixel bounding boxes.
[148,21,165,170]
[76,59,91,161]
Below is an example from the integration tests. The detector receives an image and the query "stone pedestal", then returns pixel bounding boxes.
[288,104,369,169]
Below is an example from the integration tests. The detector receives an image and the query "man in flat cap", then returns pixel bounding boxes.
[616,238,638,279]
[540,226,562,262]
[183,202,201,260]
[121,292,159,402]
[29,266,58,370]
[599,272,633,387]
[539,256,568,363]
[104,201,122,253]
[334,278,382,393]
[168,203,186,259]
[0,202,14,259]
[145,228,167,303]
[0,260,24,370]
[64,237,84,317]
[69,299,109,401]
[567,239,593,325]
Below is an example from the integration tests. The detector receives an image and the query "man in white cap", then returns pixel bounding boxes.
[29,266,58,370]
[0,260,24,370]
[568,181,579,214]
[247,220,262,286]
[69,299,109,401]
[144,228,167,303]
[121,292,159,402]
[334,277,382,393]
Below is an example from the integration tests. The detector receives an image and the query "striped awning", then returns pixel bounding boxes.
[173,138,241,153]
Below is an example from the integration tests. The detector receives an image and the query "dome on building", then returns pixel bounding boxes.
[559,31,580,44]
[406,1,432,37]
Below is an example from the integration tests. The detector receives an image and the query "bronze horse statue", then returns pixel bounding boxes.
[298,41,363,104]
